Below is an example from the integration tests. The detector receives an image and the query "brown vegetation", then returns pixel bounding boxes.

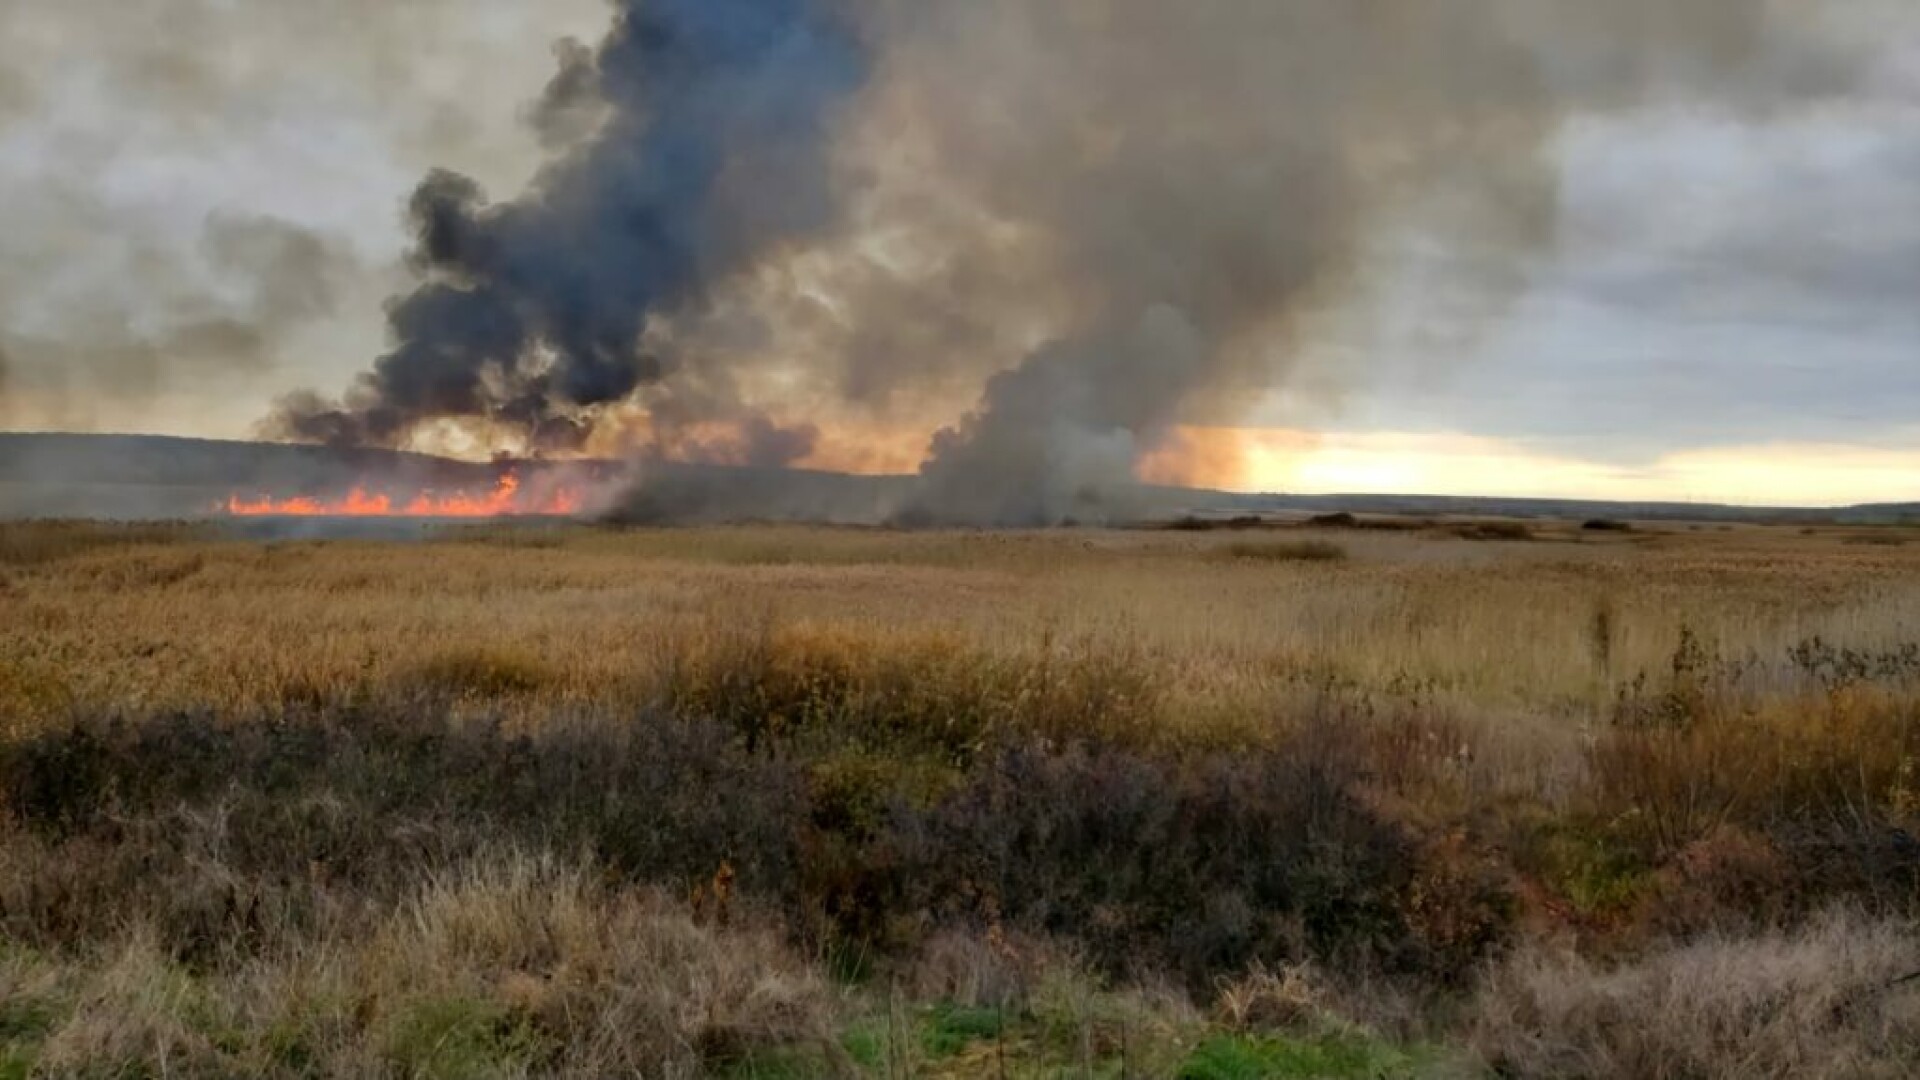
[3,520,1919,1075]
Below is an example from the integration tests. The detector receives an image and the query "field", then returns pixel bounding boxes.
[4,517,1920,1077]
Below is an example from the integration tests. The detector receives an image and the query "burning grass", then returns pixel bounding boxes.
[4,520,1920,1074]
[222,472,586,519]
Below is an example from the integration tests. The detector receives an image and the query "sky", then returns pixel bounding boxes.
[0,0,1916,507]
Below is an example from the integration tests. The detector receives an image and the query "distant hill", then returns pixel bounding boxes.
[1177,490,1920,526]
[1,432,1913,524]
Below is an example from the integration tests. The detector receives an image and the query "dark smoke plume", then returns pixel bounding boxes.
[269,0,866,454]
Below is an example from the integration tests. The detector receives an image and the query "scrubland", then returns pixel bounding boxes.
[3,517,1920,1077]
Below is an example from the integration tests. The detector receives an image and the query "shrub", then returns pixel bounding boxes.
[1223,540,1348,564]
[1165,515,1268,532]
[862,734,1489,988]
[1788,637,1920,690]
[1598,631,1920,873]
[1509,822,1659,926]
[1643,826,1793,936]
[0,710,806,957]
[1451,521,1533,542]
[0,700,1506,989]
[1402,832,1517,974]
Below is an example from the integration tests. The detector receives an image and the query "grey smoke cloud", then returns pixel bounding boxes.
[0,210,348,431]
[888,0,1868,522]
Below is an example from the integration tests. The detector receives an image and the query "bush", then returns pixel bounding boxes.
[1165,516,1217,532]
[856,720,1510,988]
[1597,635,1920,870]
[0,691,1524,991]
[1450,521,1533,542]
[0,710,805,958]
[1223,540,1348,564]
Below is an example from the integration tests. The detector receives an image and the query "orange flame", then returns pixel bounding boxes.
[223,474,583,518]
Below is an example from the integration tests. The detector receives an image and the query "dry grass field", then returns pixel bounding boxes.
[4,517,1920,1076]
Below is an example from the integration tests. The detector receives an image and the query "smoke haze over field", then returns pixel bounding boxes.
[6,1,1919,518]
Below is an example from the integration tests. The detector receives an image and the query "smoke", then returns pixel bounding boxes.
[889,0,1852,524]
[0,0,627,439]
[268,0,868,459]
[0,214,348,433]
[260,0,1894,523]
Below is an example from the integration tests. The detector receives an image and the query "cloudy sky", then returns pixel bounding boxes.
[1,0,1916,506]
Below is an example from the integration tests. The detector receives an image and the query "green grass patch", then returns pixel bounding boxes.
[920,1002,1005,1059]
[1177,1031,1421,1080]
[0,994,56,1080]
[1528,824,1660,918]
[382,996,544,1080]
[724,1046,840,1079]
[839,1022,886,1071]
[0,1050,35,1080]
[0,996,58,1046]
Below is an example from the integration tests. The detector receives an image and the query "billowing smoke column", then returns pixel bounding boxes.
[262,0,1883,525]
[892,0,1820,524]
[269,0,866,456]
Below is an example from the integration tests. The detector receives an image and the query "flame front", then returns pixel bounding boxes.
[224,474,583,518]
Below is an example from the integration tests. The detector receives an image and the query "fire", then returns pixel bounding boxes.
[223,473,583,518]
